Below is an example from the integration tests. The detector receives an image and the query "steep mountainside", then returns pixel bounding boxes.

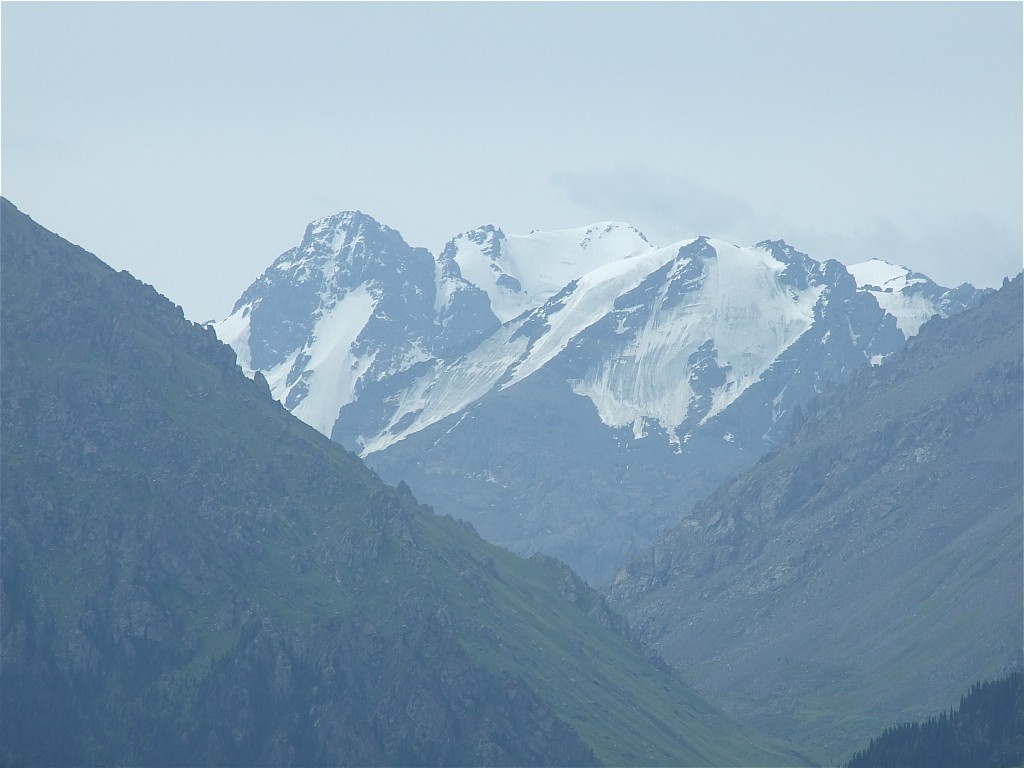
[0,198,805,767]
[610,274,1024,764]
[216,212,987,583]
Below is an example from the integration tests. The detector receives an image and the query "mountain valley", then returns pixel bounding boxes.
[3,196,1017,767]
[0,198,805,767]
[610,273,1023,763]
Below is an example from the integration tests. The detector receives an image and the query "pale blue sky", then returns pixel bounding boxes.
[3,2,1021,322]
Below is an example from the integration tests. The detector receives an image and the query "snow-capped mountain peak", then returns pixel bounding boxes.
[564,236,825,445]
[848,257,928,293]
[214,210,438,435]
[848,257,990,336]
[215,211,993,582]
[442,221,654,324]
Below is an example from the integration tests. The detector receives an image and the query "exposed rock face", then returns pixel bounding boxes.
[610,274,1023,764]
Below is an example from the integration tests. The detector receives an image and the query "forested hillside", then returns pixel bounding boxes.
[847,672,1024,768]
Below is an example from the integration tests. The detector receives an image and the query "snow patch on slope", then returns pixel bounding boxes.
[255,286,378,435]
[847,259,925,292]
[290,287,378,435]
[359,324,532,455]
[504,245,681,388]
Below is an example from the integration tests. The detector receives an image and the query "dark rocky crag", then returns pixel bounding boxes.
[610,273,1024,764]
[0,198,804,767]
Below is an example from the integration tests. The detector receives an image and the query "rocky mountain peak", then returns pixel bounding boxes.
[678,235,716,259]
[215,210,995,582]
[295,209,427,285]
[578,221,650,249]
[463,224,506,251]
[310,209,416,249]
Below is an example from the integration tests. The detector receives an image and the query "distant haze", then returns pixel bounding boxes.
[3,2,1020,322]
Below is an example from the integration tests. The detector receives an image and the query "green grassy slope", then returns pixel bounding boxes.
[0,198,807,766]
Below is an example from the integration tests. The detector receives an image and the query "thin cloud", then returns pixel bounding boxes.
[796,214,1022,289]
[549,168,763,247]
[552,169,1021,289]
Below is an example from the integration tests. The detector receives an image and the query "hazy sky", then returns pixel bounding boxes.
[3,2,1021,322]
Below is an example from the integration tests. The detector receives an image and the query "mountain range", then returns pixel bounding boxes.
[214,211,990,583]
[0,197,805,766]
[609,272,1023,763]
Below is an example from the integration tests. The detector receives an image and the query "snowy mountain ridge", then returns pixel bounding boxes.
[565,238,825,445]
[442,222,653,324]
[216,214,661,445]
[213,211,992,581]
